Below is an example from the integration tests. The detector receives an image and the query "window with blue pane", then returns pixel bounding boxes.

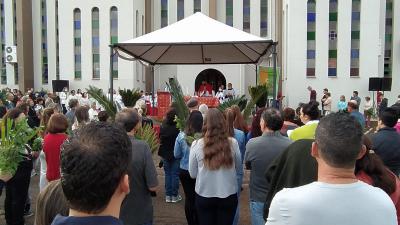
[41,0,48,84]
[307,0,316,77]
[177,0,184,21]
[0,0,5,84]
[92,8,100,79]
[328,0,338,77]
[350,0,360,77]
[260,0,268,36]
[110,6,118,79]
[74,8,81,79]
[161,0,168,27]
[194,0,201,13]
[226,0,233,27]
[243,0,250,33]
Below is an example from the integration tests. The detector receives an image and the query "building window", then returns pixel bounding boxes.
[177,0,184,21]
[55,0,59,80]
[307,0,316,77]
[350,0,360,77]
[73,8,81,79]
[41,0,48,84]
[161,0,168,28]
[110,6,118,79]
[92,7,100,79]
[384,0,393,77]
[328,0,338,77]
[1,0,6,84]
[13,0,17,84]
[194,0,201,13]
[243,0,250,33]
[260,0,268,37]
[226,0,233,26]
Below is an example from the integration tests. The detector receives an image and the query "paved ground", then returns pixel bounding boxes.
[0,156,252,225]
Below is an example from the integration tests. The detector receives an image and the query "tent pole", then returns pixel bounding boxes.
[109,45,114,104]
[255,65,258,85]
[151,66,155,109]
[272,44,277,101]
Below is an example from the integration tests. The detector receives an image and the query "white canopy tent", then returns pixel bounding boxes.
[110,12,277,102]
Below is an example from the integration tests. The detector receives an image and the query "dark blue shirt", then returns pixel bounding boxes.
[372,127,400,175]
[51,215,123,225]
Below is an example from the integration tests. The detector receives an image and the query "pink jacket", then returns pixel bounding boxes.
[395,122,400,134]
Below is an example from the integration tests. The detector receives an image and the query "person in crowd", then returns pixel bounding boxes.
[226,108,246,161]
[76,89,83,98]
[115,109,158,225]
[293,105,305,126]
[35,180,68,225]
[0,105,7,118]
[322,92,332,115]
[98,111,109,122]
[88,101,98,121]
[35,97,45,112]
[39,108,55,191]
[198,104,208,119]
[321,88,328,115]
[6,92,15,109]
[2,108,34,225]
[225,83,236,100]
[289,101,320,141]
[280,107,299,136]
[189,108,242,225]
[372,107,400,175]
[59,87,68,114]
[27,98,40,128]
[79,92,90,107]
[356,136,400,223]
[187,97,199,113]
[158,108,182,203]
[247,108,266,140]
[379,98,389,117]
[307,86,316,102]
[225,108,245,225]
[51,122,131,225]
[232,105,249,137]
[66,90,78,109]
[43,114,68,182]
[347,100,365,129]
[216,86,225,103]
[45,93,54,108]
[135,100,153,128]
[72,106,90,131]
[265,113,397,225]
[245,108,292,225]
[351,90,362,106]
[174,111,203,225]
[65,99,79,128]
[364,96,373,128]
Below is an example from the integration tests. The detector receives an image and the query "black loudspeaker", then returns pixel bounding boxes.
[369,78,382,91]
[52,80,69,92]
[382,77,392,91]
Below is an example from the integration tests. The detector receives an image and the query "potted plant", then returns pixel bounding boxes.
[0,118,37,182]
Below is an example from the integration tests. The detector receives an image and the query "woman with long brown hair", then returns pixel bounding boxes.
[189,108,242,225]
[231,105,248,134]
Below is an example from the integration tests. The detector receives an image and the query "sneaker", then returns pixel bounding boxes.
[171,195,182,203]
[165,196,172,203]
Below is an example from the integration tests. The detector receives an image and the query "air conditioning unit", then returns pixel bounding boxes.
[5,46,17,63]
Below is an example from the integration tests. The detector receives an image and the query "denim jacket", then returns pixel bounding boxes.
[174,132,190,170]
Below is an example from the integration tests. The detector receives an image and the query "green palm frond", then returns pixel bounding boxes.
[119,89,142,107]
[242,84,269,120]
[135,124,160,154]
[166,79,189,131]
[86,86,117,120]
[217,95,248,112]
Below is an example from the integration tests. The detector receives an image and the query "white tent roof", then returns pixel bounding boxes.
[114,12,275,65]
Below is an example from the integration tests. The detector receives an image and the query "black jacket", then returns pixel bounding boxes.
[158,122,180,161]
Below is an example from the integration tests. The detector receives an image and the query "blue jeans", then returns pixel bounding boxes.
[250,201,265,225]
[163,159,180,196]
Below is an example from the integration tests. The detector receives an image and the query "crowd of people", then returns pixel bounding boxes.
[0,86,400,225]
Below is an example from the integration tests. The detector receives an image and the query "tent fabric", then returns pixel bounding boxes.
[113,12,275,65]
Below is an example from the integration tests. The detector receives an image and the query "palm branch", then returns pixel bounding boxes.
[119,88,142,107]
[135,124,160,154]
[242,84,269,120]
[86,86,117,120]
[166,79,189,131]
[217,95,248,112]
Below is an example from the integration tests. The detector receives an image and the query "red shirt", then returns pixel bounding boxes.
[43,133,68,182]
